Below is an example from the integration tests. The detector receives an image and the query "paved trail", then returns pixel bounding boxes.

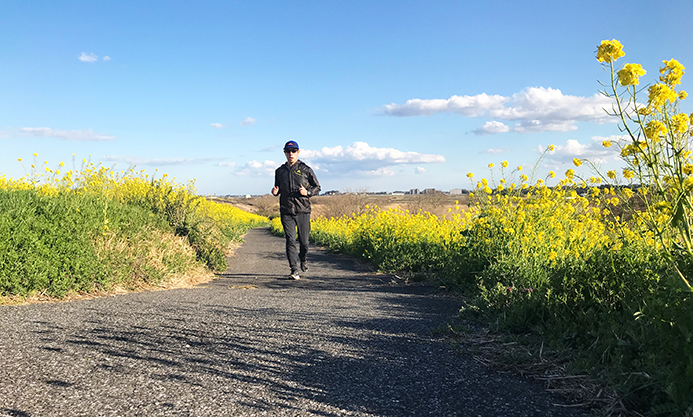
[0,228,590,416]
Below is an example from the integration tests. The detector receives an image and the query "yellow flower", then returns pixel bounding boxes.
[548,144,555,151]
[607,170,617,179]
[517,166,523,171]
[17,158,22,162]
[637,106,652,116]
[659,59,685,86]
[672,113,690,134]
[644,120,667,140]
[466,172,474,179]
[602,140,612,148]
[596,39,625,63]
[617,63,646,86]
[565,169,575,179]
[623,168,635,179]
[549,171,556,178]
[572,158,583,167]
[680,91,688,100]
[648,83,679,110]
[622,188,634,199]
[33,153,38,157]
[488,163,495,168]
[501,160,508,168]
[521,174,528,182]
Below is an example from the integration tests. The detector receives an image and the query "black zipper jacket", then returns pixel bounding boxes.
[274,160,321,215]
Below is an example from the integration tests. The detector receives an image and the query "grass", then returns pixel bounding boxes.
[0,165,269,303]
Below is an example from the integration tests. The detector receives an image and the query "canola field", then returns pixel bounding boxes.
[307,41,693,414]
[0,158,267,299]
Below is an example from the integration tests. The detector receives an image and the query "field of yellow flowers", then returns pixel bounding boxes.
[0,157,267,300]
[309,41,693,414]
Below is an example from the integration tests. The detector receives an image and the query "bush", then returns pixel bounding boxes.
[0,161,269,299]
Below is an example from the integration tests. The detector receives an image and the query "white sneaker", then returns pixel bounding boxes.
[290,271,300,280]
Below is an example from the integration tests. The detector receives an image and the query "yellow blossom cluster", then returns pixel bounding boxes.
[1,158,268,240]
[596,39,625,63]
[310,169,650,276]
[617,63,646,86]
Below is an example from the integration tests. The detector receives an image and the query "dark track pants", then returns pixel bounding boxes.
[280,213,310,272]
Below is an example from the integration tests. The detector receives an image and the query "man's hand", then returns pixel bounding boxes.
[271,186,279,196]
[299,185,308,196]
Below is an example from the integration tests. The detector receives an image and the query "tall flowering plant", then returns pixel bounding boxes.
[597,39,693,289]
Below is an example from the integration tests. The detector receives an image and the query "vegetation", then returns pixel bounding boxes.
[0,159,267,300]
[309,41,693,415]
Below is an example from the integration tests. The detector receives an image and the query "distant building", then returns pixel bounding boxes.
[449,188,463,195]
[322,190,341,196]
[391,191,405,196]
[409,188,420,195]
[423,188,437,195]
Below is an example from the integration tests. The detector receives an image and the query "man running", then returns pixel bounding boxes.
[271,140,321,279]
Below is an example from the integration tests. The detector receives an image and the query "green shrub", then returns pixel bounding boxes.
[0,190,107,296]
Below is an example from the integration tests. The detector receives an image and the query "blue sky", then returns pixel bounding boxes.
[2,0,692,195]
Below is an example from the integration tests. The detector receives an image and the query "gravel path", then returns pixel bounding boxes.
[0,228,590,416]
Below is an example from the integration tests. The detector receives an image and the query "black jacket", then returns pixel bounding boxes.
[274,160,321,215]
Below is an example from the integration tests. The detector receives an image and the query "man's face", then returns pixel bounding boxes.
[284,149,299,165]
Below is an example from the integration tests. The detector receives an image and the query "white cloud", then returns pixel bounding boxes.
[210,123,223,129]
[231,142,444,180]
[235,160,277,177]
[363,167,395,176]
[240,117,256,126]
[383,93,507,117]
[21,127,115,142]
[218,162,236,167]
[303,141,445,164]
[299,141,445,177]
[383,87,615,134]
[79,52,98,63]
[483,148,507,154]
[545,136,623,165]
[474,121,510,135]
[512,119,577,133]
[101,156,225,166]
[102,56,111,61]
[415,167,426,174]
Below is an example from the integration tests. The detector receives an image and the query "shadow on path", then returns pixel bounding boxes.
[0,228,590,416]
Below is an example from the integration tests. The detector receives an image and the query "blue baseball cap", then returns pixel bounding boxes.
[283,140,299,151]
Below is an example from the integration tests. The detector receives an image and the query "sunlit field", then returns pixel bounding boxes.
[264,41,693,415]
[0,158,268,301]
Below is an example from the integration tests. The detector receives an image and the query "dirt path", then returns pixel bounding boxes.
[0,228,590,416]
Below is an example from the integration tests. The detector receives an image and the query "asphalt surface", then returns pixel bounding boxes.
[0,227,591,417]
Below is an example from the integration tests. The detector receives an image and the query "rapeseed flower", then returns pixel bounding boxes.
[596,39,625,63]
[659,59,685,86]
[617,63,646,86]
[648,83,679,110]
